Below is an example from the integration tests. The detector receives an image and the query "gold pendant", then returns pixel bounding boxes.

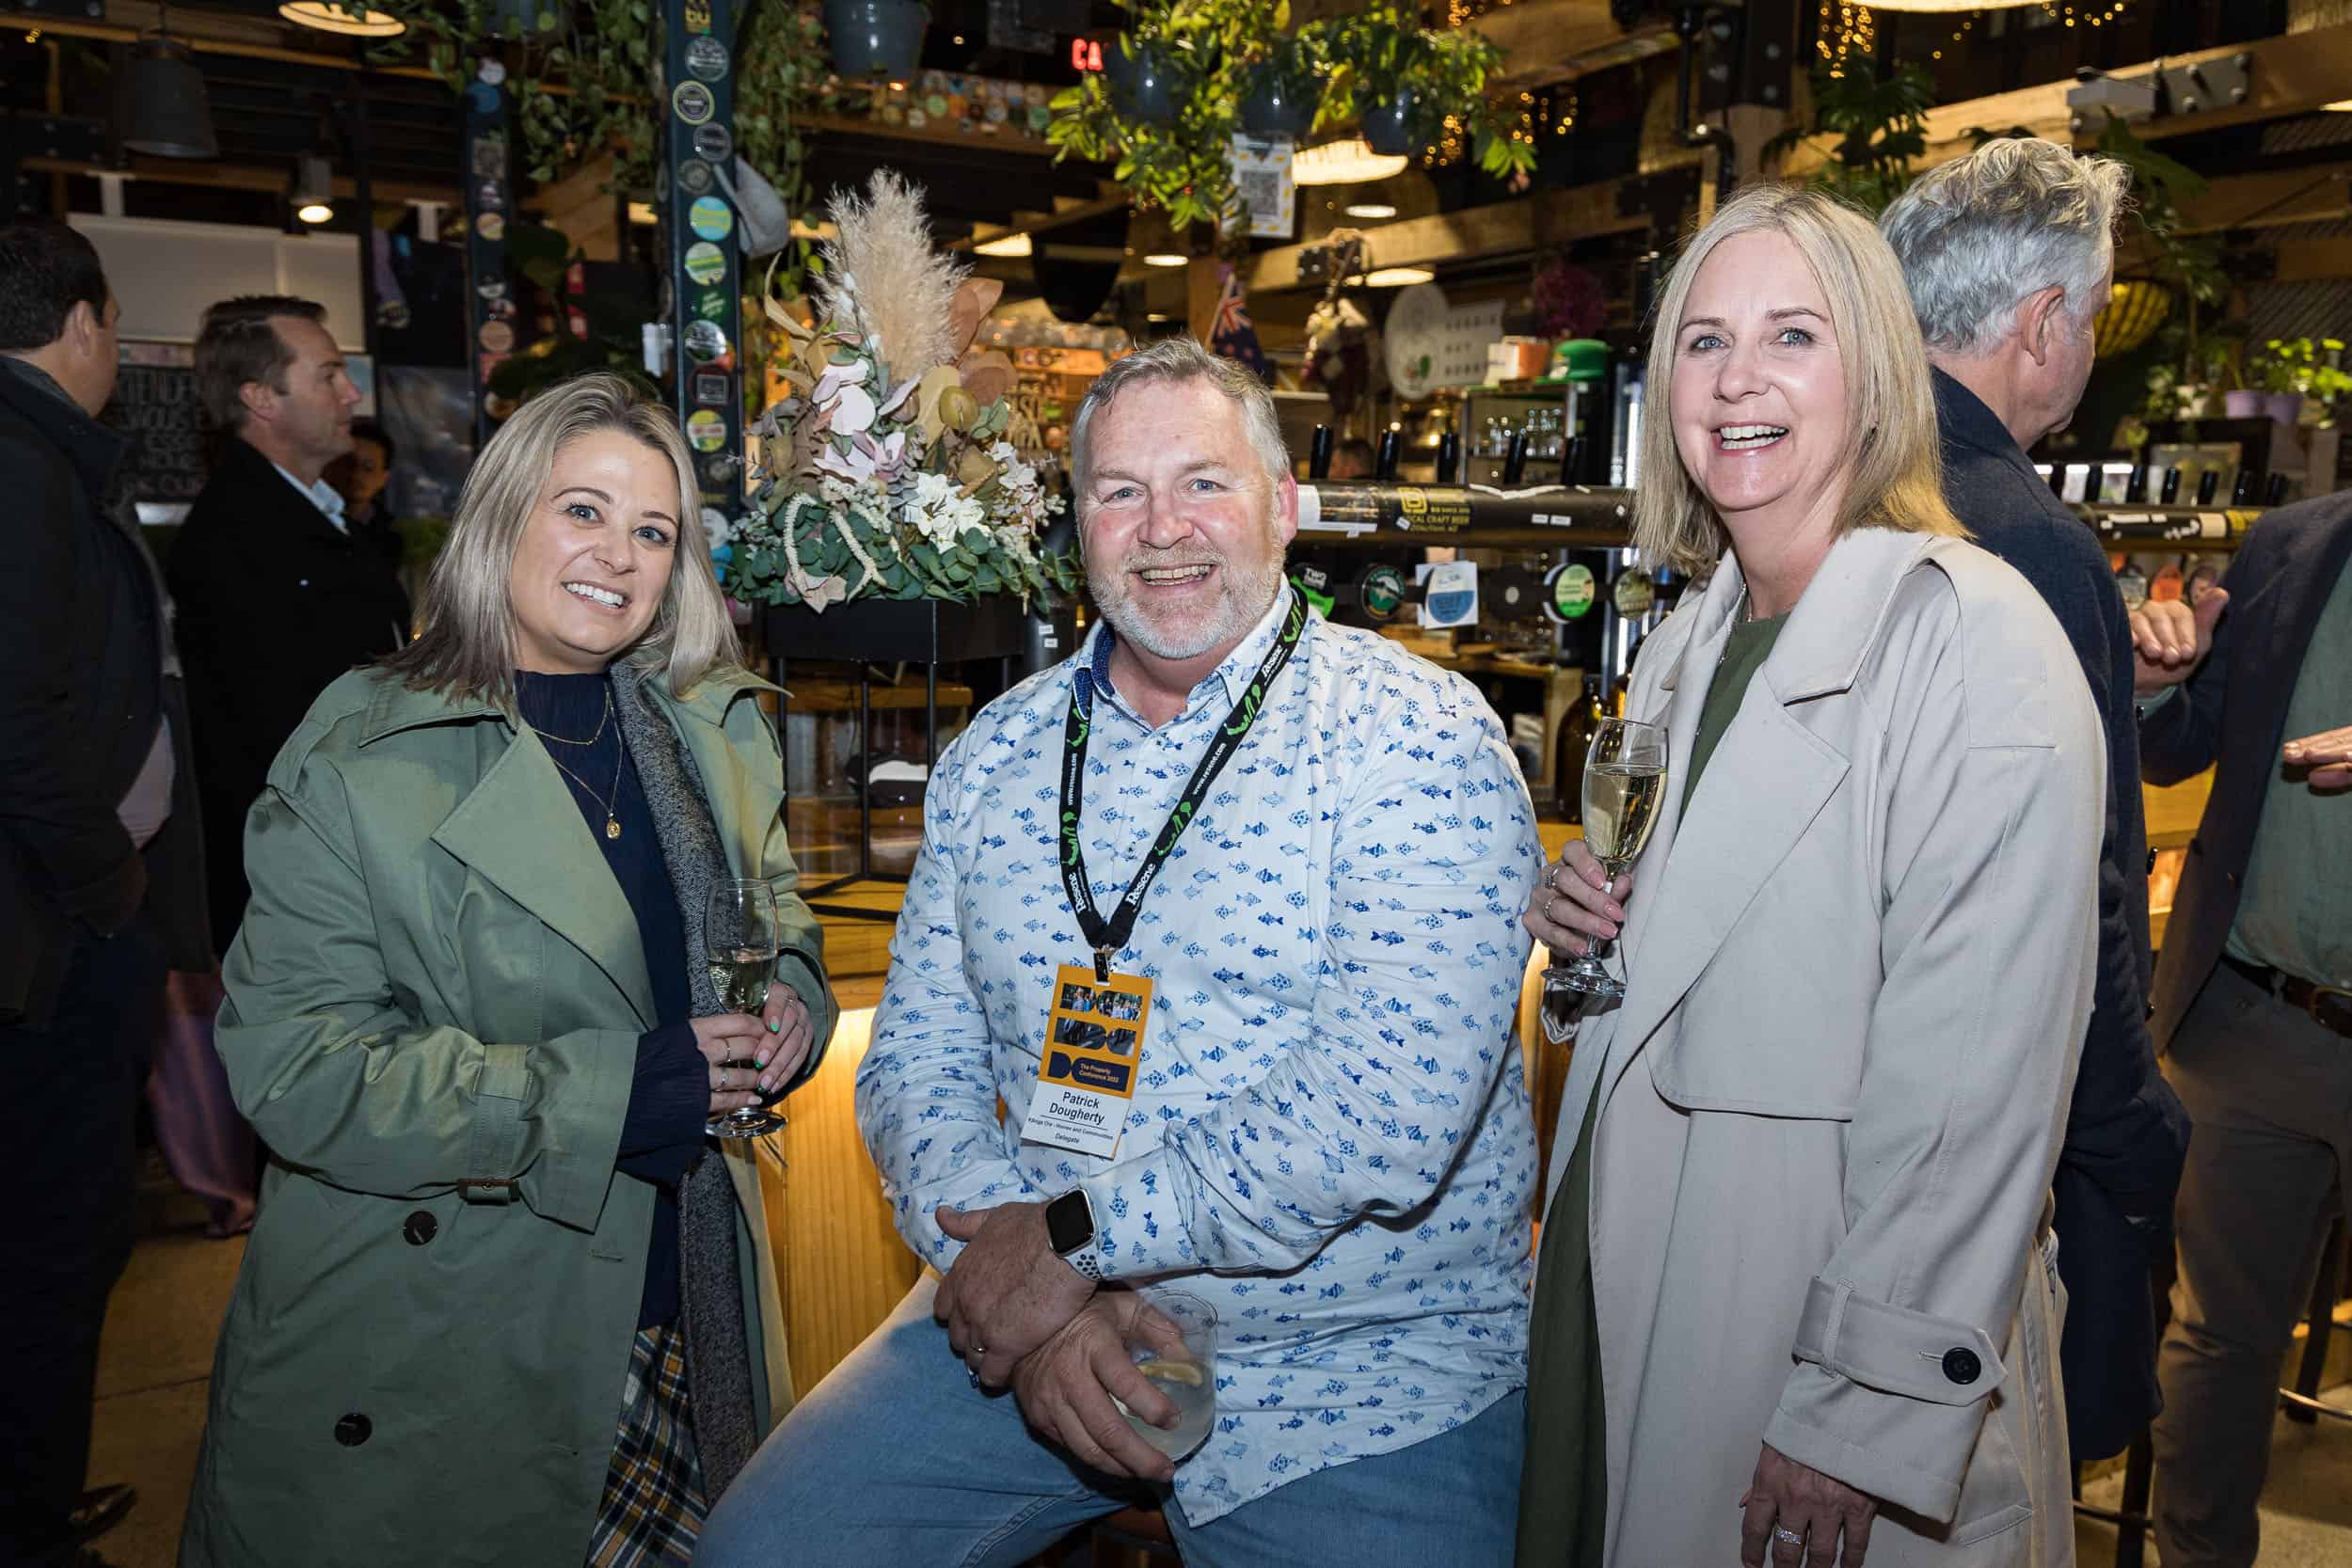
[606,817,621,840]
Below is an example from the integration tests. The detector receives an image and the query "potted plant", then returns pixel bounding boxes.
[724,171,1079,630]
[822,0,929,81]
[1098,30,1184,125]
[1048,0,1533,232]
[2254,337,2351,426]
[1238,36,1320,138]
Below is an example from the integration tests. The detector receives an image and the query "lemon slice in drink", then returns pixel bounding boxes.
[1135,1357,1204,1386]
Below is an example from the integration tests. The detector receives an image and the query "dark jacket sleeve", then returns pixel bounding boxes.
[616,1022,707,1186]
[0,430,143,929]
[2040,542,2189,1219]
[165,512,288,799]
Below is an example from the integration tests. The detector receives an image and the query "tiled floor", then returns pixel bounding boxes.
[84,1189,2352,1567]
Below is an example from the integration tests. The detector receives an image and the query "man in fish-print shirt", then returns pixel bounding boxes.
[699,339,1544,1568]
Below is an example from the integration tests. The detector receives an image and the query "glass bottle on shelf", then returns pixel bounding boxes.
[1556,675,1605,823]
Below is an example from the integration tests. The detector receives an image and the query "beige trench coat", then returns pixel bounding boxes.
[1541,528,2102,1565]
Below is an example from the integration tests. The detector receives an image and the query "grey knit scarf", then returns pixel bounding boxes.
[609,662,760,1502]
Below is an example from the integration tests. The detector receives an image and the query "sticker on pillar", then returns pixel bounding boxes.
[684,242,726,284]
[683,0,711,33]
[684,319,728,363]
[476,181,503,210]
[691,289,729,324]
[699,455,740,490]
[686,36,728,81]
[693,123,732,162]
[476,213,505,242]
[688,196,733,242]
[476,58,507,86]
[1545,562,1596,622]
[469,135,506,180]
[479,320,515,354]
[693,371,730,405]
[676,158,714,197]
[672,80,715,126]
[1358,563,1407,624]
[687,409,726,451]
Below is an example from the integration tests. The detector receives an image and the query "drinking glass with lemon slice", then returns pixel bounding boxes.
[1115,1288,1217,1462]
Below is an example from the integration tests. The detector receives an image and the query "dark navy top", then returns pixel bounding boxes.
[515,670,704,1328]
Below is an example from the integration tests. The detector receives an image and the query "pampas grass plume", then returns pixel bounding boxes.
[818,169,970,390]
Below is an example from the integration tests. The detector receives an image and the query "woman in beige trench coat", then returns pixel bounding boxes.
[1518,186,2103,1568]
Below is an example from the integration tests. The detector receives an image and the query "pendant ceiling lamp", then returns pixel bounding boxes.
[123,5,219,159]
[278,3,408,37]
[293,155,335,225]
[1292,136,1410,187]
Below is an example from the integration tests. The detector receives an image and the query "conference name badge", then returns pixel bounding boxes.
[1022,963,1152,1160]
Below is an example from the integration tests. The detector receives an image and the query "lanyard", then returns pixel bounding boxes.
[1059,586,1307,980]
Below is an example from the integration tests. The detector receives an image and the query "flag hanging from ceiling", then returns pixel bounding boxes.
[1210,261,1273,385]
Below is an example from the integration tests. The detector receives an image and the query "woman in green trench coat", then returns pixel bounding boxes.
[179,374,834,1568]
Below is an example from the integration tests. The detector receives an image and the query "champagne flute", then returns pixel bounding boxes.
[1540,718,1668,1037]
[705,879,786,1139]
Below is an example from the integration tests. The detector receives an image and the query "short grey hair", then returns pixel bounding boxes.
[1879,137,2132,356]
[1069,337,1290,502]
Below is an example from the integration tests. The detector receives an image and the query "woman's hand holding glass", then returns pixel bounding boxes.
[689,983,813,1117]
[1525,839,1633,959]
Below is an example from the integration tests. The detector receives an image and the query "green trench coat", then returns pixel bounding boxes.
[179,665,834,1568]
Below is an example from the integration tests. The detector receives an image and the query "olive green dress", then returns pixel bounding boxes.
[1516,610,1788,1566]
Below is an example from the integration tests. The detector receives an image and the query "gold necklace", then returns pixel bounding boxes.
[539,735,626,840]
[531,686,612,747]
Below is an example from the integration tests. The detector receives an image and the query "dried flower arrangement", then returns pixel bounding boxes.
[723,170,1082,611]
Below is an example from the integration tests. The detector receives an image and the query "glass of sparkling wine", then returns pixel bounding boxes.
[1542,718,1668,1034]
[705,879,786,1139]
[1115,1288,1218,1464]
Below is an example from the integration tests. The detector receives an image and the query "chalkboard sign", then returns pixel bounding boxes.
[104,347,210,526]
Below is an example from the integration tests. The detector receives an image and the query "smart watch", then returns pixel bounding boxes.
[1045,1188,1103,1281]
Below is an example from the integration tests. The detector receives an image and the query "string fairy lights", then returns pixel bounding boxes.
[1820,2,2130,75]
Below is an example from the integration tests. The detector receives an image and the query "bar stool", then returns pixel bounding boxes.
[2280,1216,2350,1425]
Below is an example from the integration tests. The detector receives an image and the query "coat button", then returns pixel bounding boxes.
[1942,1347,1982,1386]
[334,1413,373,1447]
[402,1211,437,1245]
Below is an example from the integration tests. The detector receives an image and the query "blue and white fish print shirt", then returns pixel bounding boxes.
[855,593,1544,1524]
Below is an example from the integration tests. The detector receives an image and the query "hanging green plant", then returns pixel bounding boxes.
[1046,0,1534,233]
[342,0,836,287]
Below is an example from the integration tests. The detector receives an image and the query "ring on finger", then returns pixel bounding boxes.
[1772,1525,1805,1546]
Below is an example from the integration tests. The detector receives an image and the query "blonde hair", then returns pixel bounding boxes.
[383,372,741,705]
[1634,183,1963,577]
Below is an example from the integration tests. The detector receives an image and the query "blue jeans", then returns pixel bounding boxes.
[697,1277,1525,1568]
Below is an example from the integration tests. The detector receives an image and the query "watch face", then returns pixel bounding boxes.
[1045,1189,1093,1254]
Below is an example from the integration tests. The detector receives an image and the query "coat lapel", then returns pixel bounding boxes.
[1599,531,1933,1103]
[429,722,659,1027]
[661,677,787,880]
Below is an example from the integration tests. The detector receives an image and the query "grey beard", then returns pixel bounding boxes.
[1089,546,1287,663]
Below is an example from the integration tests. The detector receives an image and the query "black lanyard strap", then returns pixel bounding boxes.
[1060,587,1307,980]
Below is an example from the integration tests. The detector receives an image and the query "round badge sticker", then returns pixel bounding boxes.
[686,409,726,451]
[688,196,733,243]
[692,122,733,163]
[476,212,505,242]
[676,158,714,197]
[1547,562,1597,622]
[672,80,714,126]
[1611,567,1656,619]
[685,36,728,81]
[683,319,727,363]
[1358,563,1407,624]
[476,58,507,86]
[684,241,726,285]
[478,320,515,354]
